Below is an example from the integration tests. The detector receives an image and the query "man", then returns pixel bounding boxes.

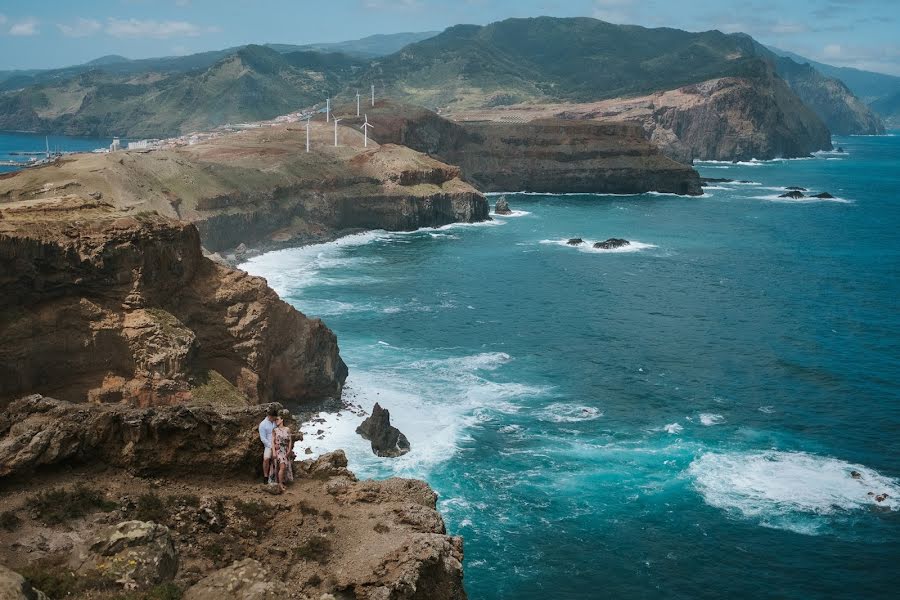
[259,406,279,484]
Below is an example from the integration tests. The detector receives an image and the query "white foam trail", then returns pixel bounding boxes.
[695,157,814,166]
[537,403,603,423]
[484,191,687,198]
[687,451,900,534]
[493,210,531,217]
[539,239,658,254]
[758,406,776,414]
[751,193,852,204]
[664,423,684,434]
[699,413,725,426]
[700,185,730,190]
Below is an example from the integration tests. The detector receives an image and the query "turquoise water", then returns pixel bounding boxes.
[0,132,113,173]
[244,135,900,599]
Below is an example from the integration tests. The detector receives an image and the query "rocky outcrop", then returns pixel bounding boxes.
[75,521,178,589]
[0,125,488,255]
[456,72,834,162]
[0,565,48,600]
[356,403,411,458]
[594,238,629,249]
[0,395,290,478]
[567,238,584,246]
[184,559,276,600]
[779,191,805,199]
[0,196,346,407]
[346,102,702,195]
[494,197,511,215]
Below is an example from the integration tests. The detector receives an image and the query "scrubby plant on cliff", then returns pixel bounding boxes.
[29,485,116,524]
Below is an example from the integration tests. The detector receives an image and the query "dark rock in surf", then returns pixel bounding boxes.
[837,147,845,153]
[356,403,411,458]
[785,186,807,191]
[779,191,805,199]
[494,197,512,215]
[812,192,835,199]
[701,177,733,185]
[851,470,862,479]
[593,238,630,250]
[567,238,584,246]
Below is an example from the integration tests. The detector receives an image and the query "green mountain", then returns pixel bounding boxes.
[0,45,364,137]
[364,17,766,109]
[272,31,440,58]
[870,92,900,128]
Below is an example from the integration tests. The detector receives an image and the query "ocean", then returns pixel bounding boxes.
[0,132,113,174]
[241,133,900,599]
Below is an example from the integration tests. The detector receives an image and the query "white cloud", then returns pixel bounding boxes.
[593,0,637,23]
[9,18,39,36]
[105,18,219,39]
[823,43,843,59]
[57,18,102,38]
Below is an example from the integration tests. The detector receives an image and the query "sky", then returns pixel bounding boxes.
[0,0,898,75]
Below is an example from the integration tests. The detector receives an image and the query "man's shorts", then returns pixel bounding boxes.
[263,447,273,460]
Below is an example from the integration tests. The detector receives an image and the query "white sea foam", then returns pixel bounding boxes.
[699,413,725,426]
[687,451,900,534]
[751,193,852,204]
[758,405,776,414]
[539,239,658,254]
[664,423,684,434]
[493,209,531,217]
[700,185,730,190]
[537,403,603,423]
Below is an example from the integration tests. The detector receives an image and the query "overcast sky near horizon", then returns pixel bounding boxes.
[0,0,898,75]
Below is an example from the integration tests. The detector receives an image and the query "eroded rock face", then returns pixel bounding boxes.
[184,559,276,600]
[76,521,178,589]
[0,395,290,478]
[494,197,512,215]
[352,103,702,196]
[356,403,411,458]
[0,565,49,600]
[0,196,346,408]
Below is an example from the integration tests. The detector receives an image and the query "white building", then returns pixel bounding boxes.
[109,138,122,152]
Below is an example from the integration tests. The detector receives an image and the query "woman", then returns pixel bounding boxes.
[270,414,293,493]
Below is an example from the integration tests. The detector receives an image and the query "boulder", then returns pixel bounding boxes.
[593,238,630,250]
[811,192,835,199]
[494,197,512,215]
[184,559,276,600]
[566,238,584,246]
[297,450,357,480]
[356,404,411,458]
[78,521,177,589]
[837,147,845,153]
[0,565,49,600]
[779,190,805,199]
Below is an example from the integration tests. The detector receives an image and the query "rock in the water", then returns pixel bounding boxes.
[494,196,512,215]
[356,403,411,458]
[184,559,276,600]
[593,238,630,250]
[0,564,49,600]
[785,186,807,191]
[812,192,835,199]
[779,190,805,199]
[567,238,584,246]
[837,147,845,153]
[78,521,178,589]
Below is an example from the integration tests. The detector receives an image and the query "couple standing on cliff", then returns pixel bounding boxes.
[259,406,296,493]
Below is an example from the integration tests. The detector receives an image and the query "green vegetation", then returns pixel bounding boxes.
[30,485,116,525]
[20,563,181,600]
[234,499,275,536]
[134,492,167,523]
[189,369,249,408]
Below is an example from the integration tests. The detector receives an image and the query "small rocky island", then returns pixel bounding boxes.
[594,238,630,249]
[356,403,411,458]
[494,196,512,215]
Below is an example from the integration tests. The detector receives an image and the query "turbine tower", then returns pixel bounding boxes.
[356,91,361,117]
[326,98,330,123]
[305,116,312,153]
[361,114,374,148]
[371,84,375,107]
[333,117,342,147]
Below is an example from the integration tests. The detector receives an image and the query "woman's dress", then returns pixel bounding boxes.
[273,426,294,482]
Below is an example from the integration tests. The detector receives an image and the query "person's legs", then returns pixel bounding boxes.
[278,460,286,492]
[263,447,272,483]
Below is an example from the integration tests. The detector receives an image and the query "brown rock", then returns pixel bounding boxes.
[494,197,512,215]
[183,559,276,600]
[0,564,49,600]
[356,403,411,458]
[75,520,177,589]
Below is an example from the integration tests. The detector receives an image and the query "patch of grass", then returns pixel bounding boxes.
[189,369,249,408]
[292,535,332,563]
[0,510,21,531]
[141,582,183,600]
[19,565,116,598]
[233,499,274,536]
[30,485,116,525]
[297,501,319,516]
[134,493,167,523]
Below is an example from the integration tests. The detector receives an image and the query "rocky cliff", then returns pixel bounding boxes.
[449,74,833,163]
[0,122,488,255]
[0,195,346,408]
[346,102,702,195]
[0,396,467,599]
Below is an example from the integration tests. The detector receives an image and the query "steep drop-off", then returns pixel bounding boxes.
[0,195,347,408]
[345,102,702,195]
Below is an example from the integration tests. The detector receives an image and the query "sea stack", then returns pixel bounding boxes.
[494,196,512,215]
[356,403,411,458]
[593,238,630,250]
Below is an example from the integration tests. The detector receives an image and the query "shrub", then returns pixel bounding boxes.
[292,535,332,563]
[134,493,167,523]
[30,485,116,524]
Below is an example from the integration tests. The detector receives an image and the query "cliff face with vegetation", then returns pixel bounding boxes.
[347,102,702,195]
[0,195,347,409]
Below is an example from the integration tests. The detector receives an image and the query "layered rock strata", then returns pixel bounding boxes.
[345,102,702,195]
[0,197,346,408]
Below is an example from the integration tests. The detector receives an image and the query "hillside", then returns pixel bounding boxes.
[870,91,900,128]
[0,45,363,137]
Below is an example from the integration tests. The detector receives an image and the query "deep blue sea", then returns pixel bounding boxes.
[0,132,112,173]
[244,134,893,599]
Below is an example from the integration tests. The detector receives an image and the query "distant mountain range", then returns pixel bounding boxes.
[0,19,893,139]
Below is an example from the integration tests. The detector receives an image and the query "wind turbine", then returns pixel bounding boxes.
[326,98,330,123]
[333,117,342,147]
[356,91,361,117]
[361,114,374,148]
[305,116,312,153]
[371,84,375,107]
